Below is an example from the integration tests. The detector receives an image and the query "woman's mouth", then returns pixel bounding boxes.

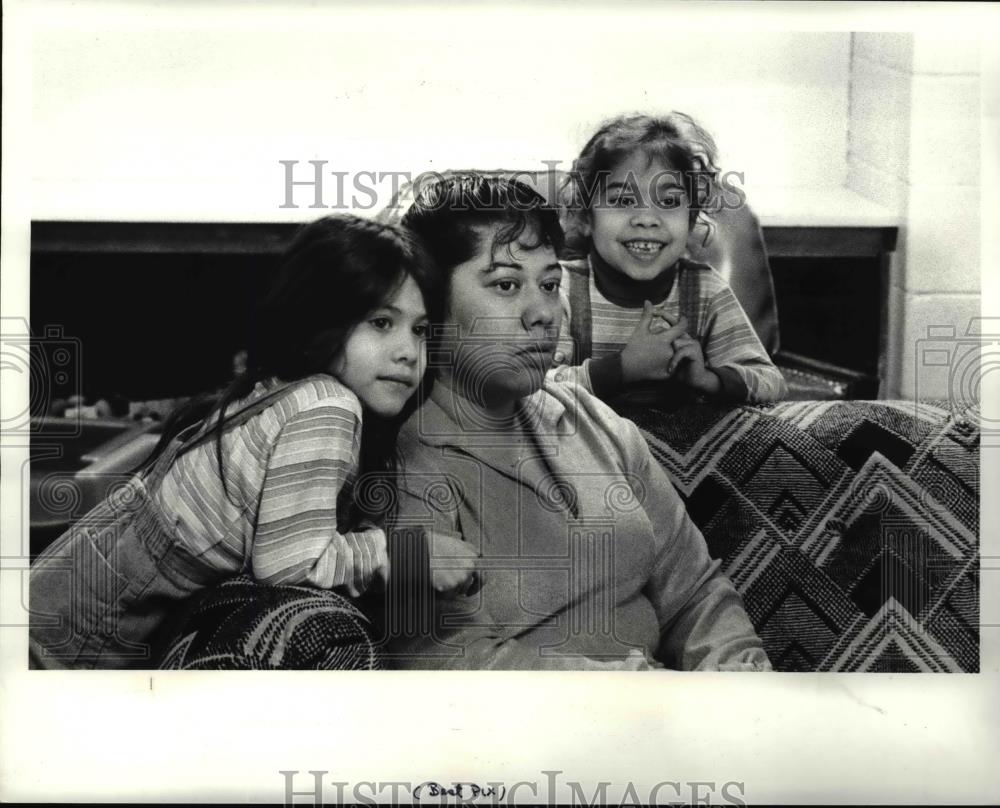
[516,343,555,356]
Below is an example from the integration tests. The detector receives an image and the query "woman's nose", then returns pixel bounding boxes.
[521,292,560,335]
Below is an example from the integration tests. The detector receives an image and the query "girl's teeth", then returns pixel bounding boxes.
[624,241,663,254]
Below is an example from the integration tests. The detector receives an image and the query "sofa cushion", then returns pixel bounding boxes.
[155,399,978,673]
[157,575,384,670]
[618,399,980,672]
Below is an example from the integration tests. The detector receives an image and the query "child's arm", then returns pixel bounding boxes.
[546,271,639,398]
[546,283,595,392]
[548,299,689,400]
[674,277,787,403]
[252,403,389,596]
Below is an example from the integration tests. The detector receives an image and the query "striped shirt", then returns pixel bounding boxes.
[153,374,387,592]
[552,257,787,404]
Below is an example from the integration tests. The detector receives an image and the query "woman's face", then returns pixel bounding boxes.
[438,224,563,413]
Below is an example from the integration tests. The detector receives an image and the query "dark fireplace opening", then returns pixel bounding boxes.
[29,222,894,409]
[770,255,883,379]
[31,251,276,405]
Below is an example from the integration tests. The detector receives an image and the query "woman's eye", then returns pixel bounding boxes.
[413,323,429,337]
[370,316,392,330]
[493,279,519,293]
[611,195,637,208]
[541,280,561,294]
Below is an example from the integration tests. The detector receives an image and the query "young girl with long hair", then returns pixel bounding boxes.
[30,214,441,669]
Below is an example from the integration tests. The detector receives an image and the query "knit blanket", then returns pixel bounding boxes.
[617,399,980,672]
[158,576,384,670]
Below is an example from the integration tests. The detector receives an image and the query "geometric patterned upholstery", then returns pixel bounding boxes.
[157,576,385,670]
[618,399,980,672]
[154,400,978,672]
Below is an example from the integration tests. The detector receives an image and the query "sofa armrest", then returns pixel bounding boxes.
[618,398,979,672]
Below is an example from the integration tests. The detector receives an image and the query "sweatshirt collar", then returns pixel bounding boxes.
[413,380,569,449]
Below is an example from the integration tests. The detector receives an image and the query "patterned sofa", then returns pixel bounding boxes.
[159,398,980,673]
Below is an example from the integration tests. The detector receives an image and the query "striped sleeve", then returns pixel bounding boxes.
[546,282,596,393]
[701,278,787,404]
[251,401,386,592]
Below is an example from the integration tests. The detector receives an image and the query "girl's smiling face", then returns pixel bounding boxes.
[589,152,692,282]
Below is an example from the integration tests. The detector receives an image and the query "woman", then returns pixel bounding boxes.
[385,175,770,671]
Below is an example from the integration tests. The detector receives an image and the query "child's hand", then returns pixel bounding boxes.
[428,530,481,599]
[647,305,675,335]
[621,301,690,383]
[345,523,390,597]
[666,333,721,396]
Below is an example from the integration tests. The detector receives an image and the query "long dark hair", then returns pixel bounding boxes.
[139,214,441,527]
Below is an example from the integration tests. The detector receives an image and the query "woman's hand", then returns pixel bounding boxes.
[428,530,482,599]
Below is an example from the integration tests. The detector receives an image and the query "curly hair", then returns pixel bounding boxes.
[563,112,722,251]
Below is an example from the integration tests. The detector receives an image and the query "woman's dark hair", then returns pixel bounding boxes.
[563,111,722,251]
[139,214,441,527]
[399,173,564,279]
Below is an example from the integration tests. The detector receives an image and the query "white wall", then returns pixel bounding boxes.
[26,7,996,402]
[29,7,850,220]
[847,32,983,399]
